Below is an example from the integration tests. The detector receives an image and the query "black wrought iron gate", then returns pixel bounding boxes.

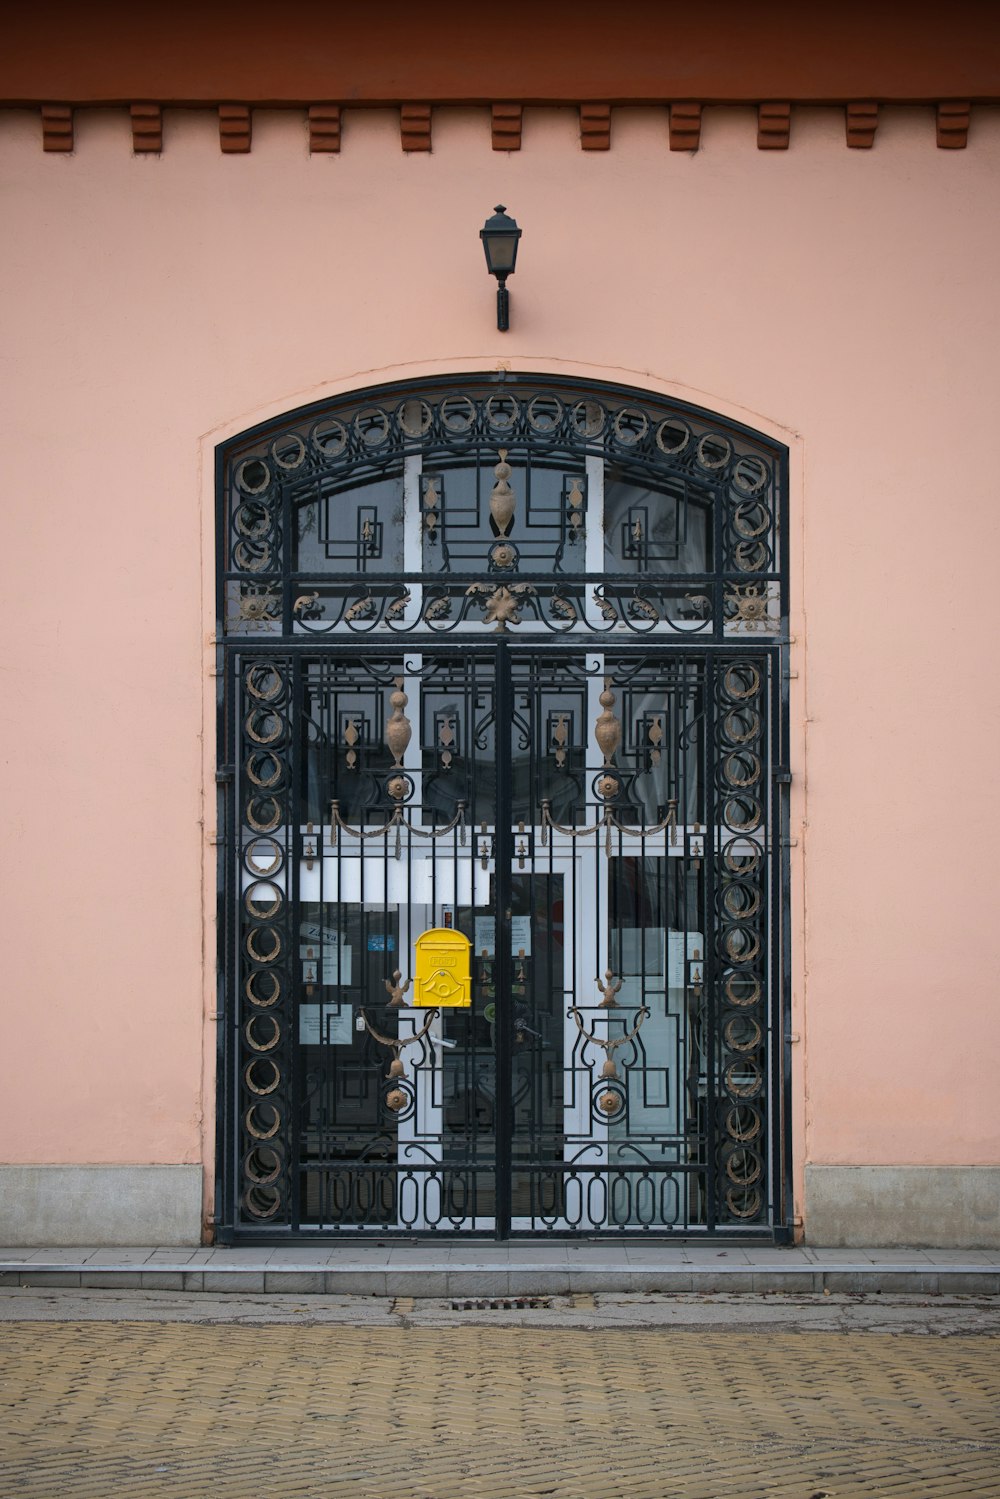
[217,375,790,1240]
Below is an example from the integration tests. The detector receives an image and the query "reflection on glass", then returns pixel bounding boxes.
[295,472,404,575]
[421,461,586,574]
[604,468,711,574]
[608,857,705,1227]
[298,901,401,1225]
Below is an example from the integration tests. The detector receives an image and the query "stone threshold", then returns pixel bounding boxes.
[2,1245,998,1298]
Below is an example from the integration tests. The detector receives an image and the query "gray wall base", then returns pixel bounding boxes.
[0,1166,204,1246]
[805,1165,1000,1248]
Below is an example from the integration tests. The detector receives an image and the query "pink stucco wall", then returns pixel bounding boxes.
[2,104,999,1215]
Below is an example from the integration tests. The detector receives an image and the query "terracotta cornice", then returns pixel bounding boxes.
[4,1,1000,105]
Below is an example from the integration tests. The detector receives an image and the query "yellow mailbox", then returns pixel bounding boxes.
[413,927,472,1008]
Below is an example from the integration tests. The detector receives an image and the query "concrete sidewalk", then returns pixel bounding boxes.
[3,1242,998,1296]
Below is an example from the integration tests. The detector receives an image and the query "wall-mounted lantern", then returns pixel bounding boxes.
[480,205,522,332]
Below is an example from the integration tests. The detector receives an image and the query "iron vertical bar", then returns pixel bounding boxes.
[776,647,794,1240]
[704,654,718,1231]
[215,646,237,1241]
[289,653,305,1232]
[494,641,514,1238]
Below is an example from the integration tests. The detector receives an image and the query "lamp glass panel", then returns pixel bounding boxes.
[484,234,518,274]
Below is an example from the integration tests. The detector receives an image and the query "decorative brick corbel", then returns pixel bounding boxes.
[219,104,251,153]
[669,102,702,151]
[580,104,611,150]
[492,103,522,151]
[401,104,432,151]
[309,105,341,153]
[845,102,878,148]
[757,102,790,149]
[937,101,970,148]
[130,104,162,154]
[41,104,73,152]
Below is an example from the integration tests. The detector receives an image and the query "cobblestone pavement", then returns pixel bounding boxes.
[1,1294,998,1497]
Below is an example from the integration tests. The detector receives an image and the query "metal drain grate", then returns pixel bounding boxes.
[450,1296,552,1311]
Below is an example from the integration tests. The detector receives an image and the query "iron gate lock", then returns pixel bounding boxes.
[413,928,472,1008]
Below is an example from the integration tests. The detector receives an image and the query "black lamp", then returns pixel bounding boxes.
[480,205,522,332]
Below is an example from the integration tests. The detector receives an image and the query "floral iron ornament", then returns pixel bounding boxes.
[465,582,536,633]
[331,677,466,856]
[568,1002,650,1117]
[541,679,677,856]
[361,1005,439,1112]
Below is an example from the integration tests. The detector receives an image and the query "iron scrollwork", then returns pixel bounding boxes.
[541,680,678,856]
[223,376,785,641]
[220,378,788,1240]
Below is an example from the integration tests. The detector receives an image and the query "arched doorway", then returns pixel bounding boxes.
[216,375,791,1239]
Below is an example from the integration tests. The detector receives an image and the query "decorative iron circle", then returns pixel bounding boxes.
[613,406,648,445]
[592,1078,626,1121]
[724,1147,763,1186]
[723,1014,763,1053]
[723,751,762,788]
[271,433,307,470]
[245,926,282,964]
[354,406,391,448]
[244,663,284,702]
[724,972,761,1008]
[732,500,771,537]
[395,398,434,438]
[723,664,761,700]
[244,1057,281,1096]
[233,539,272,572]
[234,501,271,539]
[732,455,770,494]
[724,1103,762,1143]
[236,457,271,495]
[733,539,770,572]
[244,708,284,747]
[722,883,763,920]
[484,394,520,434]
[724,1058,763,1099]
[570,399,606,438]
[246,796,282,833]
[723,707,762,744]
[245,751,283,789]
[723,795,762,833]
[440,395,477,434]
[489,541,519,569]
[243,1144,283,1185]
[384,771,415,803]
[592,770,624,803]
[244,1101,281,1140]
[244,1014,281,1054]
[381,1076,416,1121]
[244,836,284,875]
[725,1185,764,1219]
[245,970,282,1008]
[697,433,732,470]
[656,417,690,454]
[527,394,563,435]
[243,880,283,919]
[722,837,762,875]
[723,927,762,965]
[310,417,349,458]
[242,1183,282,1219]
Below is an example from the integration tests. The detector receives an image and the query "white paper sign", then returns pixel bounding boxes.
[472,915,532,957]
[299,925,353,985]
[299,1003,354,1045]
[667,931,703,989]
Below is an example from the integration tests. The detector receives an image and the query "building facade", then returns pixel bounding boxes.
[3,2,998,1247]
